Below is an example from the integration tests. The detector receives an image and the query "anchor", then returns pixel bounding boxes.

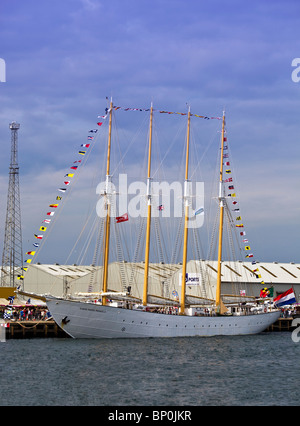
[61,316,70,325]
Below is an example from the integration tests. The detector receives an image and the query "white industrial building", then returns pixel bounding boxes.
[20,260,300,304]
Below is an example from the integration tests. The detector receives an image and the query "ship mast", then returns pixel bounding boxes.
[215,111,226,312]
[142,104,154,306]
[180,107,191,315]
[102,99,113,306]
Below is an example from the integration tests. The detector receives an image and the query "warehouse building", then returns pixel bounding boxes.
[20,260,300,304]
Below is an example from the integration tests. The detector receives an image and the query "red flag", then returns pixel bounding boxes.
[97,122,103,126]
[260,288,268,298]
[116,213,128,223]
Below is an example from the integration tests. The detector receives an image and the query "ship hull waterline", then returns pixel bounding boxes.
[46,297,281,339]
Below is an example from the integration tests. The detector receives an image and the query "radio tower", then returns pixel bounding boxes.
[1,122,23,287]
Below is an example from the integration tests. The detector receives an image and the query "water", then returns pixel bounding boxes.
[0,332,299,406]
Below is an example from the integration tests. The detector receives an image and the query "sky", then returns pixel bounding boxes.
[0,0,300,266]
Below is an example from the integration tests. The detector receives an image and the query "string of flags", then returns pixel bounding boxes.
[17,103,221,283]
[18,112,110,283]
[222,129,263,283]
[112,105,222,120]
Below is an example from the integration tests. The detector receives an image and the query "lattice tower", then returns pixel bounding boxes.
[1,122,23,287]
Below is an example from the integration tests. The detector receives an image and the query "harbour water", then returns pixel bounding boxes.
[0,331,299,406]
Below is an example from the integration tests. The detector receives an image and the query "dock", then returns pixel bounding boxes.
[3,320,69,339]
[264,317,296,332]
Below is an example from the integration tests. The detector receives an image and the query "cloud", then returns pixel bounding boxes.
[0,0,300,264]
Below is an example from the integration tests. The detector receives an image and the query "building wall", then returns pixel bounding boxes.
[20,261,300,303]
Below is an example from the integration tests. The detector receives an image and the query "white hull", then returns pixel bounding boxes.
[46,297,281,338]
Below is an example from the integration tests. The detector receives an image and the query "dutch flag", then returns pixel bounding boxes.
[273,288,297,307]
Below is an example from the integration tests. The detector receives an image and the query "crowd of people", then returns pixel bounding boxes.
[0,305,51,321]
[280,306,298,318]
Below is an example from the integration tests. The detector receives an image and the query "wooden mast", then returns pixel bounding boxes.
[142,104,154,306]
[215,111,226,312]
[102,99,113,306]
[180,107,191,315]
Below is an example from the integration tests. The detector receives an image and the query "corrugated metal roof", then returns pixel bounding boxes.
[197,261,300,284]
[28,261,300,284]
[31,264,99,277]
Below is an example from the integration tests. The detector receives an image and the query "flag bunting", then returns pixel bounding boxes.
[20,102,221,282]
[112,105,222,120]
[21,107,109,281]
[221,129,263,282]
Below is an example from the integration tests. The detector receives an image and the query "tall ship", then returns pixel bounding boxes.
[19,100,280,338]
